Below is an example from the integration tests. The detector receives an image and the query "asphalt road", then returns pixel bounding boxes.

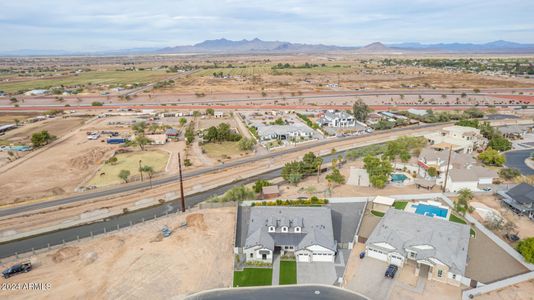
[0,146,359,258]
[186,285,369,300]
[505,149,534,175]
[0,122,445,218]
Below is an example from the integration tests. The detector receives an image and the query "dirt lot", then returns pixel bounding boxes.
[476,279,534,300]
[1,207,236,299]
[1,116,88,145]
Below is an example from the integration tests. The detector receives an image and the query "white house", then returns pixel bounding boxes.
[243,207,337,264]
[424,125,487,154]
[366,209,471,287]
[446,166,498,192]
[317,110,356,128]
[255,124,314,141]
[214,111,225,118]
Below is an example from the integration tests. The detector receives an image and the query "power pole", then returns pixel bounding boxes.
[442,145,453,193]
[178,153,186,212]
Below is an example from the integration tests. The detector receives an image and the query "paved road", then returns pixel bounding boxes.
[504,149,534,175]
[186,285,369,300]
[0,123,445,218]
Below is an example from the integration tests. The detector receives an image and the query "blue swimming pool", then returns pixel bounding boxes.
[413,203,448,218]
[391,173,408,183]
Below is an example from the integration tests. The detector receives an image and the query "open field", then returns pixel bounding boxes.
[1,116,87,145]
[86,150,169,187]
[0,112,40,123]
[0,207,236,299]
[201,141,246,160]
[0,70,170,93]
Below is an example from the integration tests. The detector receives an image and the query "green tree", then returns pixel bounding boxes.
[206,108,214,116]
[238,138,256,151]
[118,169,131,183]
[91,101,103,106]
[179,117,187,126]
[302,152,323,176]
[363,155,393,189]
[352,99,370,122]
[253,179,271,193]
[478,148,505,166]
[427,167,438,177]
[488,136,512,152]
[31,130,56,147]
[499,168,521,180]
[132,121,147,134]
[140,165,155,187]
[132,135,152,151]
[455,188,474,215]
[148,123,160,134]
[455,119,479,128]
[517,238,534,264]
[273,117,285,125]
[282,161,304,186]
[326,168,346,187]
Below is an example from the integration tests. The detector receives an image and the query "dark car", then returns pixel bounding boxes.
[505,233,520,242]
[385,264,398,278]
[2,262,32,279]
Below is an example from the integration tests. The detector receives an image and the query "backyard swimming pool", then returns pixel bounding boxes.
[391,173,408,183]
[413,203,449,218]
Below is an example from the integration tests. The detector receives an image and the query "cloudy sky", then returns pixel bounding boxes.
[1,0,533,51]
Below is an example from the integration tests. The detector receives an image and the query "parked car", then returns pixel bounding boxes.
[482,187,492,192]
[2,261,32,278]
[385,264,398,278]
[505,233,520,242]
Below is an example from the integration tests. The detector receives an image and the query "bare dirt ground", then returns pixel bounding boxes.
[470,195,534,239]
[1,207,236,300]
[1,116,87,145]
[389,280,461,300]
[475,280,534,300]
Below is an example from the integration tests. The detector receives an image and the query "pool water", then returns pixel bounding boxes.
[391,173,408,182]
[414,203,448,218]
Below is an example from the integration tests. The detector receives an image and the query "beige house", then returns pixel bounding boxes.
[366,209,471,287]
[424,125,487,154]
[372,196,395,213]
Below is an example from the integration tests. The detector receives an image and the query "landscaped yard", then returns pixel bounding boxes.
[393,201,408,210]
[87,150,169,187]
[233,268,272,287]
[449,214,476,237]
[371,210,385,217]
[202,141,245,159]
[279,260,297,285]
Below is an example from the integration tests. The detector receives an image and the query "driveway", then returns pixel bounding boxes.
[504,150,534,175]
[297,262,337,285]
[346,257,396,300]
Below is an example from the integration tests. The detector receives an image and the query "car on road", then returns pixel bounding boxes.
[505,233,520,242]
[385,264,398,278]
[2,261,32,279]
[481,187,492,192]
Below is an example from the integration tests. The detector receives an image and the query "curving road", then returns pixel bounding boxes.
[186,285,369,300]
[504,149,534,175]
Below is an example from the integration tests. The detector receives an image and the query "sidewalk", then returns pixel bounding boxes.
[272,252,280,285]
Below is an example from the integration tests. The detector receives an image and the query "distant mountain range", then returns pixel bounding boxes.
[2,39,534,56]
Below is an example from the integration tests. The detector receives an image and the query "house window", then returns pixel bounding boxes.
[294,227,301,233]
[437,270,443,278]
[281,226,288,233]
[250,253,253,258]
[452,274,456,280]
[268,226,275,233]
[409,251,416,259]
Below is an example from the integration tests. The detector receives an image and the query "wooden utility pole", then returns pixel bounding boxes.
[178,153,186,212]
[442,145,453,193]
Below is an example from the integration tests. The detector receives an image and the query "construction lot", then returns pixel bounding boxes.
[0,207,236,299]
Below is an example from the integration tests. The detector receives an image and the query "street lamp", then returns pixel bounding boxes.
[139,159,144,182]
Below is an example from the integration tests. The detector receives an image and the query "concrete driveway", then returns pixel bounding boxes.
[297,262,337,285]
[346,257,396,300]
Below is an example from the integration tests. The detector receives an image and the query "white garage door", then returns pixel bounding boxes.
[367,248,388,262]
[312,253,333,262]
[389,254,404,266]
[298,254,310,262]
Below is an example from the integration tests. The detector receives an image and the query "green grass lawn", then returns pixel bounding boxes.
[233,268,272,287]
[371,210,385,217]
[202,141,245,159]
[87,150,169,187]
[279,260,297,285]
[393,201,408,210]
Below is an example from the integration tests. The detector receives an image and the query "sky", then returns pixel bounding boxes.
[0,0,533,51]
